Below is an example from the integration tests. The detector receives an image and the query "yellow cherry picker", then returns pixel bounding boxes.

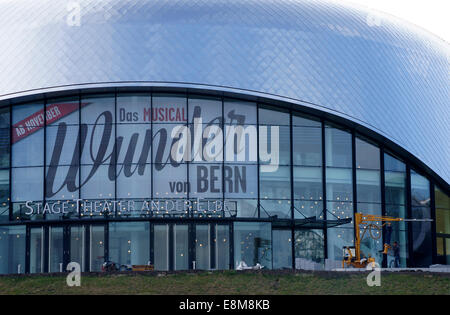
[342,212,432,268]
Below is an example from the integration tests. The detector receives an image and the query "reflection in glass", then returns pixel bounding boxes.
[11,167,44,202]
[196,225,210,270]
[215,225,230,270]
[0,225,26,274]
[384,154,407,267]
[224,100,256,124]
[327,228,353,262]
[12,103,44,167]
[0,127,10,168]
[260,165,291,200]
[154,224,169,270]
[293,166,322,203]
[0,169,9,222]
[295,230,324,270]
[174,225,189,270]
[411,171,432,267]
[81,95,115,125]
[109,222,150,267]
[325,126,352,168]
[90,225,105,272]
[70,226,85,272]
[30,227,44,273]
[234,222,272,269]
[49,227,64,273]
[273,230,292,269]
[116,94,151,124]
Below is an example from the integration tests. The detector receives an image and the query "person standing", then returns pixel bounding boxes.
[392,241,400,268]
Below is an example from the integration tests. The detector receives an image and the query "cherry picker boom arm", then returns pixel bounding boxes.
[342,212,433,268]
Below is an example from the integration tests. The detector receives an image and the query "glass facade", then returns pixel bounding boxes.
[326,125,354,264]
[410,171,433,267]
[384,154,408,267]
[0,91,447,274]
[435,187,450,265]
[356,138,382,262]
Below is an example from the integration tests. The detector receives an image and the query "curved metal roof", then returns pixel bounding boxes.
[0,0,448,184]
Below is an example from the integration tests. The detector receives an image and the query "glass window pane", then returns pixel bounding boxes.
[116,163,151,199]
[0,225,26,274]
[80,164,115,199]
[80,123,115,165]
[224,165,257,199]
[70,226,85,272]
[355,138,380,170]
[152,94,187,124]
[46,98,80,125]
[30,227,44,273]
[189,96,221,124]
[411,171,430,207]
[11,167,43,201]
[153,163,187,198]
[46,125,79,166]
[109,222,150,267]
[385,170,406,206]
[233,222,272,269]
[436,208,450,235]
[196,225,210,270]
[292,114,321,127]
[0,170,9,222]
[116,94,151,124]
[224,125,257,164]
[174,225,189,270]
[273,230,292,269]
[49,227,64,273]
[293,166,322,201]
[45,165,79,201]
[0,106,9,129]
[411,170,432,267]
[215,225,229,270]
[12,102,44,167]
[259,125,290,166]
[154,224,169,270]
[356,169,381,203]
[90,225,105,272]
[258,106,289,125]
[295,230,324,270]
[225,199,258,218]
[260,199,291,219]
[189,164,222,199]
[384,154,406,172]
[326,167,352,202]
[224,100,256,125]
[116,123,152,164]
[292,124,322,166]
[260,165,291,200]
[325,126,352,168]
[327,228,353,263]
[294,200,323,219]
[0,128,10,168]
[81,95,115,125]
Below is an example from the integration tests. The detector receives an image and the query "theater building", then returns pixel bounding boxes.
[0,0,448,274]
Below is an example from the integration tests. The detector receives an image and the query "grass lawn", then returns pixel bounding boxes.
[0,270,448,295]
